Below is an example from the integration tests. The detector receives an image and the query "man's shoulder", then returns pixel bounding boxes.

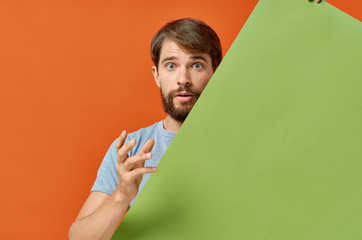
[108,120,175,155]
[108,121,162,148]
[127,120,163,141]
[127,120,171,156]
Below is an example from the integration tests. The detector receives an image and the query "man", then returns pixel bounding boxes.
[69,18,222,240]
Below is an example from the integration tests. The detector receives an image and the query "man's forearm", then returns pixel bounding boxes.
[69,191,130,240]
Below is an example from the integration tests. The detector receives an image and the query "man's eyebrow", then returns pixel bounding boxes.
[161,57,177,64]
[161,55,208,64]
[191,55,208,62]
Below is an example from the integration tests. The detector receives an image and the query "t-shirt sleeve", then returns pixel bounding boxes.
[91,138,123,195]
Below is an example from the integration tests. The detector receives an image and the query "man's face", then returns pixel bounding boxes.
[152,40,214,122]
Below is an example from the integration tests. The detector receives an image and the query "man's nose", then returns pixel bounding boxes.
[177,67,191,86]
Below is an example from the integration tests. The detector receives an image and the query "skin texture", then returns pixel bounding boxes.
[68,40,215,240]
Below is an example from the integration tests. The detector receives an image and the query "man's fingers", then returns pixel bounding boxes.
[139,138,155,154]
[116,130,127,151]
[117,139,137,164]
[127,167,157,182]
[124,152,152,171]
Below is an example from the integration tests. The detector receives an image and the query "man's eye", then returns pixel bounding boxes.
[167,63,176,69]
[193,63,202,69]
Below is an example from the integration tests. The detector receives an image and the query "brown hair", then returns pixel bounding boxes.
[150,18,222,71]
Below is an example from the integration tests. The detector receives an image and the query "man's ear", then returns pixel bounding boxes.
[152,66,161,88]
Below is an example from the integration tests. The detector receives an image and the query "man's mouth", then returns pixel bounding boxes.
[175,91,193,102]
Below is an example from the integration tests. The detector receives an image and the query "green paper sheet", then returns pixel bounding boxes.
[114,0,362,239]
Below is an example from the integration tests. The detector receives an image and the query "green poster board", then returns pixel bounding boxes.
[114,0,362,239]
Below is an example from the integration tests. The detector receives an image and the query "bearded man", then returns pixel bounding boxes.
[69,18,222,240]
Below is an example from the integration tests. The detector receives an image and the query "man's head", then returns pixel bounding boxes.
[151,18,222,122]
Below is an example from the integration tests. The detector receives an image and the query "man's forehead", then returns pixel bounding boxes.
[160,40,210,62]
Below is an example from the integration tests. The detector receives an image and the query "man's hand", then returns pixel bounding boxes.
[115,130,157,203]
[68,132,156,240]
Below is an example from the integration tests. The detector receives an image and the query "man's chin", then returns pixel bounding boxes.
[169,110,190,122]
[173,103,194,113]
[173,98,196,107]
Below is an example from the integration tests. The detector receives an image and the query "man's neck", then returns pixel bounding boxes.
[163,115,183,134]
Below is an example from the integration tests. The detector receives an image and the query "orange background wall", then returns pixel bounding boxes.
[0,0,360,239]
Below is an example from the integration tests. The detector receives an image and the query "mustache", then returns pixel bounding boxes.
[169,86,201,97]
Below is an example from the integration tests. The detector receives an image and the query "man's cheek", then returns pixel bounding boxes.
[160,89,169,98]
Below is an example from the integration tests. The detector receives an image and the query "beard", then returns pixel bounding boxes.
[161,85,201,122]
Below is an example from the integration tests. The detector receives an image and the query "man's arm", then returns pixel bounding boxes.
[68,131,157,240]
[68,191,128,240]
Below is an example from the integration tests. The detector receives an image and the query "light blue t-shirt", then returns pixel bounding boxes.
[91,120,176,206]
